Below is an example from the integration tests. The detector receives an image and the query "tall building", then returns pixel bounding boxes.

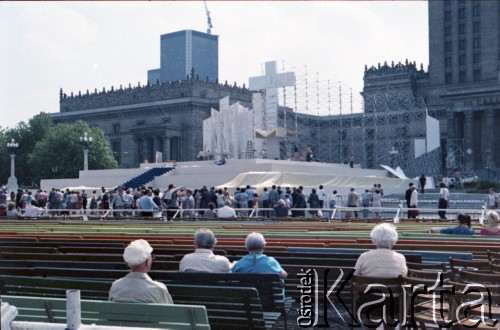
[362,0,500,175]
[148,30,218,84]
[426,0,500,172]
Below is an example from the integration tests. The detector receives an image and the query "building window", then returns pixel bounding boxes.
[472,5,480,17]
[112,141,120,153]
[445,41,452,52]
[473,21,480,33]
[473,52,481,64]
[473,37,481,49]
[444,0,451,6]
[445,56,452,68]
[445,11,452,22]
[445,72,453,84]
[459,39,466,51]
[112,141,121,165]
[458,8,466,20]
[459,54,466,66]
[113,123,120,133]
[445,26,452,37]
[136,120,145,126]
[459,24,466,35]
[459,71,466,83]
[473,69,481,82]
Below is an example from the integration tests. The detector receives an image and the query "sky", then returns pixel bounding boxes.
[0,1,429,130]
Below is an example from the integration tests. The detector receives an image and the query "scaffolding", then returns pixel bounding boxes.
[271,62,441,177]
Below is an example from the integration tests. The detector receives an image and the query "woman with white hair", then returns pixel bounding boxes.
[480,211,500,236]
[232,232,287,279]
[353,223,407,277]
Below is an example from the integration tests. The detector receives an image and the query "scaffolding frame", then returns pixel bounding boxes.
[273,63,441,177]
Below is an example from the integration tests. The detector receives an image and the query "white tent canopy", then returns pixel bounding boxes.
[217,171,408,195]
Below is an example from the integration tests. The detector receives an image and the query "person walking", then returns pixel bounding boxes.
[360,189,371,218]
[419,174,427,194]
[405,183,414,218]
[409,186,419,219]
[346,188,359,219]
[438,182,449,219]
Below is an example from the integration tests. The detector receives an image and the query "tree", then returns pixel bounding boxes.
[6,113,54,186]
[27,120,118,180]
[1,114,118,187]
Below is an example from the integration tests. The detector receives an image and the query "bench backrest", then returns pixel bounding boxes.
[0,294,210,329]
[167,284,266,329]
[0,275,111,300]
[0,275,267,330]
[161,272,283,312]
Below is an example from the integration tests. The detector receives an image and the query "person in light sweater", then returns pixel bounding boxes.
[354,223,407,277]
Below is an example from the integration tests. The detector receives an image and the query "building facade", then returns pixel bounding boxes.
[362,0,500,175]
[54,76,251,168]
[426,0,500,173]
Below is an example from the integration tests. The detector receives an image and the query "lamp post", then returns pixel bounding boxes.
[389,146,399,169]
[6,138,19,190]
[79,132,93,171]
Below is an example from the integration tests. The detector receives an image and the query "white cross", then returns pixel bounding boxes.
[249,61,295,130]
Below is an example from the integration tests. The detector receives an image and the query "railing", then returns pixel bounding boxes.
[3,202,492,223]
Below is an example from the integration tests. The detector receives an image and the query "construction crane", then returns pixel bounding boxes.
[204,1,213,34]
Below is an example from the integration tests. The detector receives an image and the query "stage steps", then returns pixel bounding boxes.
[120,167,173,189]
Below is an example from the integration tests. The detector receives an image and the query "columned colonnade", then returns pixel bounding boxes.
[136,135,174,163]
[447,108,499,171]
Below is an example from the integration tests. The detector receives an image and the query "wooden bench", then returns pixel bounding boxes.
[161,272,288,327]
[1,294,210,329]
[0,275,111,300]
[0,275,278,329]
[0,259,180,272]
[169,284,276,329]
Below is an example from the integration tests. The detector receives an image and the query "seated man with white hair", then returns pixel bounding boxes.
[232,232,287,279]
[109,239,173,304]
[179,228,233,272]
[217,199,237,218]
[353,223,407,277]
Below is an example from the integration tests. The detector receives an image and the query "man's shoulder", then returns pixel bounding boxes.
[150,279,167,290]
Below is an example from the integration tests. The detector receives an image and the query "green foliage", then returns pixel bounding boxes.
[27,121,118,180]
[1,114,118,186]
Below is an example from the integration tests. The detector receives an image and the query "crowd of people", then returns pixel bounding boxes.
[1,182,500,234]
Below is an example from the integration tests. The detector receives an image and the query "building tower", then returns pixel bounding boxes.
[427,0,500,173]
[148,30,218,84]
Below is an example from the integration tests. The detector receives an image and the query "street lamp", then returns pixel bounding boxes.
[6,138,19,190]
[79,132,93,171]
[389,146,399,168]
